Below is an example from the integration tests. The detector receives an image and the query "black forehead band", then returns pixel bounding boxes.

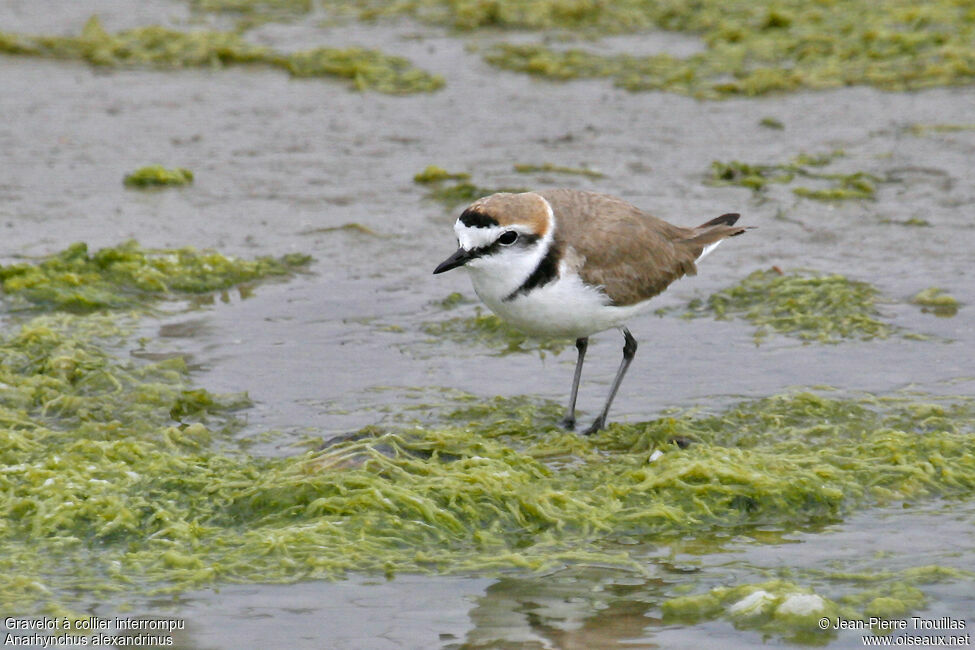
[458,208,499,229]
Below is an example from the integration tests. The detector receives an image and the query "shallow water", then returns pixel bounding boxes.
[2,2,975,648]
[7,500,959,649]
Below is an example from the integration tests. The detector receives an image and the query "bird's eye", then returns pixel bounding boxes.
[498,231,519,245]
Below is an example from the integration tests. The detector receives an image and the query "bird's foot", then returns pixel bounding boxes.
[559,415,576,431]
[582,415,606,436]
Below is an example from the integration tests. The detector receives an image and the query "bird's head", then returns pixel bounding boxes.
[433,192,554,276]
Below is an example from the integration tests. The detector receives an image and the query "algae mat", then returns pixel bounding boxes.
[2,245,973,641]
[472,0,975,97]
[0,15,444,94]
[3,303,975,643]
[6,1,975,97]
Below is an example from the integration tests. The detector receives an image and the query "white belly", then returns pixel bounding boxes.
[469,270,654,339]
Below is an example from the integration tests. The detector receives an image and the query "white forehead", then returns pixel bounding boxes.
[453,222,506,251]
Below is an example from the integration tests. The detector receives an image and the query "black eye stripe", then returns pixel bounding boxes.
[470,233,539,259]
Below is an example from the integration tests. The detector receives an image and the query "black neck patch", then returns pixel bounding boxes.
[503,241,560,302]
[459,208,499,229]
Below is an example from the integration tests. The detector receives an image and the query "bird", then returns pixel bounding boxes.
[432,188,747,435]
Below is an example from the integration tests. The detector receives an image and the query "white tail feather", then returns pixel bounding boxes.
[697,240,723,262]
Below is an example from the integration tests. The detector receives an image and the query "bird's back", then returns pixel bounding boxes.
[538,189,740,306]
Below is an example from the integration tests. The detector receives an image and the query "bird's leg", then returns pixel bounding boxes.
[583,328,637,436]
[559,337,588,430]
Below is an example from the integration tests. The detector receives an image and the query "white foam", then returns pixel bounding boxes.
[776,593,826,616]
[728,590,775,616]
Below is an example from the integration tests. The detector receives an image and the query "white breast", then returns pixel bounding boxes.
[467,264,655,340]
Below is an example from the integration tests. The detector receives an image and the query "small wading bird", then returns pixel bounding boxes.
[433,189,747,435]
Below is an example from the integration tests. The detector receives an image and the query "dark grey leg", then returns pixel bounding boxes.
[559,337,588,430]
[583,328,637,435]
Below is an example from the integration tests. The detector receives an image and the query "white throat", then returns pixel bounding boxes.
[467,240,549,310]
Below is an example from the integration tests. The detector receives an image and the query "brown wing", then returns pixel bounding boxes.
[538,189,742,306]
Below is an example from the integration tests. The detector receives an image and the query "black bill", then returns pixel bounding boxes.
[433,247,474,274]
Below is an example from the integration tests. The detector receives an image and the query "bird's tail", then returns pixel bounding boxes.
[682,213,749,262]
[699,212,743,229]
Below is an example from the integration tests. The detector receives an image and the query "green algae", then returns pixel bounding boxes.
[881,216,932,228]
[513,163,605,178]
[0,314,248,435]
[0,246,973,613]
[2,16,265,66]
[190,0,313,30]
[912,287,959,318]
[759,117,785,130]
[0,314,251,613]
[666,268,896,344]
[299,222,380,236]
[428,182,505,206]
[432,291,471,310]
[123,165,194,188]
[1,248,971,619]
[907,123,975,136]
[708,150,884,201]
[6,312,975,615]
[465,0,975,98]
[662,580,838,643]
[0,16,443,95]
[661,564,972,644]
[0,241,311,313]
[791,173,878,201]
[57,0,975,98]
[192,0,313,13]
[34,1,969,99]
[483,42,622,79]
[413,166,526,207]
[413,165,470,184]
[421,307,571,356]
[279,46,444,93]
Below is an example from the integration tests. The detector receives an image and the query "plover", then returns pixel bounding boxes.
[433,189,747,435]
